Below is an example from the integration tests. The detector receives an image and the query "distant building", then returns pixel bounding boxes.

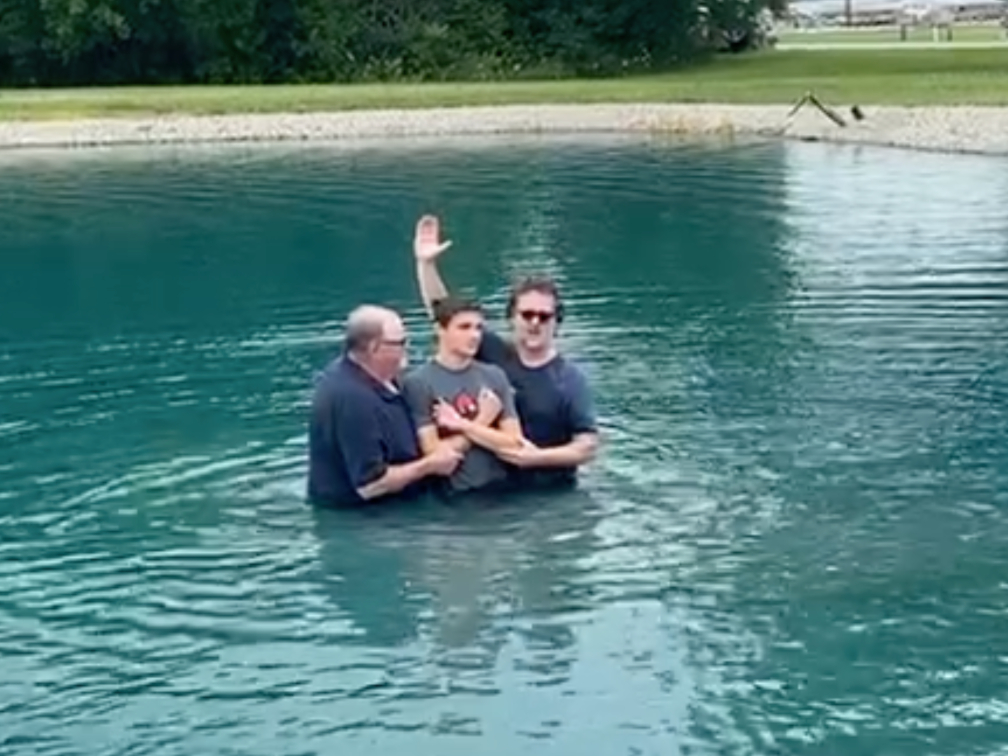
[785,0,1006,26]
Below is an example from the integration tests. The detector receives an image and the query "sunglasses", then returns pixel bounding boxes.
[517,309,556,324]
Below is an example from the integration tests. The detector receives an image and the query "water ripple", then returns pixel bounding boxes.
[2,136,1008,755]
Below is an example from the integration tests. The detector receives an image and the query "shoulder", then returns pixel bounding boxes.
[474,360,510,384]
[552,356,593,397]
[401,363,435,390]
[482,328,511,350]
[314,359,360,401]
[477,328,514,363]
[312,369,376,424]
[556,356,589,385]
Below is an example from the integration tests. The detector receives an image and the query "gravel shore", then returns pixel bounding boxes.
[1,103,1008,156]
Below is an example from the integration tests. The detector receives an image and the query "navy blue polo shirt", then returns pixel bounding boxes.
[307,356,426,507]
[476,329,597,488]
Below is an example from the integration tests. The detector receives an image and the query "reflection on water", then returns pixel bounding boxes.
[1,135,1008,755]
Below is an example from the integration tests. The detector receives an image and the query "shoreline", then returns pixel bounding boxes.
[2,104,1008,156]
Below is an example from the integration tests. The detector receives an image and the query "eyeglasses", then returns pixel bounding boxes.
[518,310,555,324]
[380,337,409,348]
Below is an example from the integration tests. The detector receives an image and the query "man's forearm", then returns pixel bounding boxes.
[532,434,599,467]
[357,457,432,500]
[416,260,449,318]
[444,402,502,453]
[442,434,471,454]
[459,420,523,455]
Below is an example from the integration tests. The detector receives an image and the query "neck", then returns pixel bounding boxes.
[516,342,557,368]
[348,352,393,386]
[435,348,471,371]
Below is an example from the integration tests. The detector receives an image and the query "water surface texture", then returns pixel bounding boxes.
[2,136,1008,755]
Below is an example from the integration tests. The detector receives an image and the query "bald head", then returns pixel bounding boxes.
[343,304,403,356]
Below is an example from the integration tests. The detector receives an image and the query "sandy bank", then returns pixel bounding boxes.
[2,104,1008,156]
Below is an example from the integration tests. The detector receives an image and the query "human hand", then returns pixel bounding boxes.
[475,387,502,425]
[434,399,468,433]
[414,214,452,262]
[426,444,463,476]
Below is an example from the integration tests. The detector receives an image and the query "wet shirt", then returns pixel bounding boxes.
[402,359,517,494]
[477,329,597,488]
[307,357,425,507]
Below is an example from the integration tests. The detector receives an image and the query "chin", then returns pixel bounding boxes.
[522,336,548,350]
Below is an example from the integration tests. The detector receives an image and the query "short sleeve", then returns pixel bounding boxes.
[563,362,598,434]
[486,365,518,421]
[401,371,434,430]
[476,328,513,367]
[332,394,388,489]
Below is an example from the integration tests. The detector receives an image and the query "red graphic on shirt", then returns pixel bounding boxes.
[453,391,479,420]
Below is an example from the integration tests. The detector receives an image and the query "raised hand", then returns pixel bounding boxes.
[414,214,452,262]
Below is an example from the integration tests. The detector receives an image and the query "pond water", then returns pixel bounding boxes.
[2,135,1008,756]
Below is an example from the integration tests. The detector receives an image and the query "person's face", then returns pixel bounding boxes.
[438,310,483,359]
[370,317,409,378]
[511,290,558,352]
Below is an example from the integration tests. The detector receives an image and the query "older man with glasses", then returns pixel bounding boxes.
[306,304,463,508]
[411,215,600,490]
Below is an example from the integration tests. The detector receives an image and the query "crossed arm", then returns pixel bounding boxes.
[505,431,599,468]
[416,391,525,458]
[415,400,523,457]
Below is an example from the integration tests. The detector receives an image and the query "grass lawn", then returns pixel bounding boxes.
[2,47,1007,121]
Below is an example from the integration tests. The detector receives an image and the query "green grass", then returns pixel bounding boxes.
[2,47,1007,121]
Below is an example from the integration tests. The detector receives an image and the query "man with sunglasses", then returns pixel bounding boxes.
[411,215,599,489]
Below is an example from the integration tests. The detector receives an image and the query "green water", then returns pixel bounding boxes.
[2,135,1008,755]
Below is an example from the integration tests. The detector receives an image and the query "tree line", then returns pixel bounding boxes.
[0,0,779,87]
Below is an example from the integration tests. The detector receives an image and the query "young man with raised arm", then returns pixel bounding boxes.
[411,215,599,490]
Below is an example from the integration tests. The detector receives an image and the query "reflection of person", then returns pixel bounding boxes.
[402,296,527,495]
[395,486,603,671]
[306,304,461,508]
[310,504,422,648]
[310,484,603,680]
[412,214,600,490]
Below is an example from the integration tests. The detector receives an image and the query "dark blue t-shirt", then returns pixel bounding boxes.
[476,329,597,488]
[307,356,426,507]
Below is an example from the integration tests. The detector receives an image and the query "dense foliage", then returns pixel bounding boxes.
[0,0,779,86]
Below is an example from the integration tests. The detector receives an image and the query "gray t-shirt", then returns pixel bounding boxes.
[402,359,518,493]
